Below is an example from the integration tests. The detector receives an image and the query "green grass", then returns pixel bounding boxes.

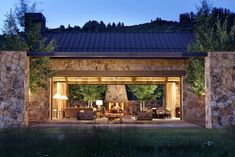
[0,127,234,157]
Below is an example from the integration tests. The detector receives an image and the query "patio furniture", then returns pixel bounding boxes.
[152,108,157,118]
[64,108,80,118]
[165,108,171,118]
[105,112,124,123]
[96,110,103,118]
[77,108,96,120]
[137,111,152,120]
[175,107,181,118]
[156,107,166,118]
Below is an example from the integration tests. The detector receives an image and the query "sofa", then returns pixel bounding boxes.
[64,108,80,118]
[136,111,152,120]
[77,108,96,120]
[64,108,95,120]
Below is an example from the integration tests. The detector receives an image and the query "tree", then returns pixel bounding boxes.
[15,0,36,28]
[179,12,195,25]
[78,85,106,108]
[187,0,235,96]
[107,23,112,30]
[191,1,235,52]
[59,25,65,31]
[0,8,27,51]
[3,9,19,35]
[0,34,27,51]
[67,24,73,31]
[111,22,116,28]
[98,21,106,31]
[26,21,55,92]
[74,25,81,31]
[127,85,158,111]
[1,0,55,93]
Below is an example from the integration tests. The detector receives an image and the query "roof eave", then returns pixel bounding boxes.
[27,51,208,58]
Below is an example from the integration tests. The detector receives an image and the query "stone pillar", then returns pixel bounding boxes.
[0,51,29,128]
[205,52,212,128]
[205,52,235,128]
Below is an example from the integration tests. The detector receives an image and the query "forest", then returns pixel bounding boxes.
[49,8,235,33]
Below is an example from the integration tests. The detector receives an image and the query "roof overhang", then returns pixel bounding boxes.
[27,51,207,59]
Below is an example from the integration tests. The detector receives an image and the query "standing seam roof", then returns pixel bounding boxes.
[43,32,195,53]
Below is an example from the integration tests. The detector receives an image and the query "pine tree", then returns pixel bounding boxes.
[3,9,19,35]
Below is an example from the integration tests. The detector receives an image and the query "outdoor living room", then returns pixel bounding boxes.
[51,76,181,124]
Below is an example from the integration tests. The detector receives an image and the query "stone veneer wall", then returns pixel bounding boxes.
[205,52,235,128]
[183,83,205,126]
[28,88,49,121]
[50,59,185,71]
[0,51,29,128]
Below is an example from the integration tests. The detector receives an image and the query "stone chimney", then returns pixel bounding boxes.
[24,13,46,33]
[105,85,128,102]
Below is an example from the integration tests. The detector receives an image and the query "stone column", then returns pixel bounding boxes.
[205,52,235,128]
[205,52,212,128]
[0,51,29,128]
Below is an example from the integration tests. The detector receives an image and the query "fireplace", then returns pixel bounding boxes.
[105,85,128,112]
[108,102,125,111]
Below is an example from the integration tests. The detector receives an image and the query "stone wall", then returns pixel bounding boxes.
[28,87,49,121]
[0,51,29,128]
[205,52,235,128]
[50,59,186,71]
[183,83,205,126]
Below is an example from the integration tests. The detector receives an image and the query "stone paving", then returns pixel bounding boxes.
[29,120,200,128]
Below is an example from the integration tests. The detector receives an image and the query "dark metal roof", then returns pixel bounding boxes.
[28,32,208,58]
[44,32,195,53]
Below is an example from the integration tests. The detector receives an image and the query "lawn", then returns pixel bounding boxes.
[0,127,234,157]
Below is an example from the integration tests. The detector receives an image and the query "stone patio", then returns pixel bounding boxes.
[29,120,200,128]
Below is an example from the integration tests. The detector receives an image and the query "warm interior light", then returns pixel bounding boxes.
[53,82,68,100]
[166,83,177,117]
[53,77,66,82]
[135,77,165,82]
[96,100,103,106]
[167,77,180,82]
[53,93,62,99]
[67,77,99,82]
[96,100,103,110]
[60,95,68,100]
[101,77,132,81]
